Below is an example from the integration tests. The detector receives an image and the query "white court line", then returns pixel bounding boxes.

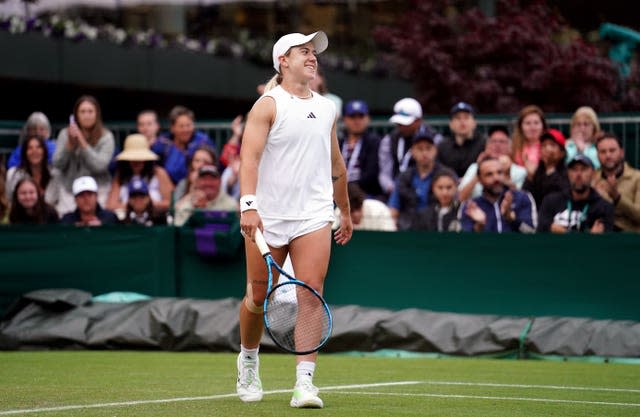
[421,380,640,394]
[336,391,640,408]
[0,381,421,416]
[2,379,639,415]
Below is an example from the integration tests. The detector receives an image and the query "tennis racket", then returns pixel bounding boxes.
[253,229,332,355]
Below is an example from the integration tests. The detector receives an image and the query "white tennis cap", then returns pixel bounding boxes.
[272,31,329,73]
[72,176,98,196]
[389,98,423,126]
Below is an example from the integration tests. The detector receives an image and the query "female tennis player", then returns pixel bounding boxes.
[236,30,352,408]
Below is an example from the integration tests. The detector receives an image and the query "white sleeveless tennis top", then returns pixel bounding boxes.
[257,85,337,220]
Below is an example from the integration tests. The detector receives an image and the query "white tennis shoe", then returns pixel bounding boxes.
[290,379,323,408]
[236,354,263,402]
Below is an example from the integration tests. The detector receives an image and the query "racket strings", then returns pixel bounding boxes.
[265,282,330,353]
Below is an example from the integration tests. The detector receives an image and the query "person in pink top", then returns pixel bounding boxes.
[512,105,547,179]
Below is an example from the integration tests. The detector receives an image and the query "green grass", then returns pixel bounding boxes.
[0,351,639,416]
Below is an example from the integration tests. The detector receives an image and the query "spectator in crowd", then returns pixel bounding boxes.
[122,177,166,226]
[538,155,613,233]
[523,129,570,207]
[219,116,244,201]
[106,133,174,218]
[458,125,527,201]
[512,105,547,179]
[8,177,58,224]
[0,168,8,224]
[52,95,115,215]
[5,136,56,204]
[437,102,486,177]
[221,147,241,202]
[334,182,396,231]
[388,128,445,230]
[174,165,237,226]
[413,168,461,232]
[7,112,56,169]
[309,68,343,118]
[173,145,218,201]
[136,110,161,147]
[460,156,536,233]
[60,176,119,226]
[565,106,601,169]
[338,99,383,198]
[378,97,441,198]
[219,115,244,170]
[593,133,640,232]
[151,105,216,184]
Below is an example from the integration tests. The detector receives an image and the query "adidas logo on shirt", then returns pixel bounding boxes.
[307,112,316,119]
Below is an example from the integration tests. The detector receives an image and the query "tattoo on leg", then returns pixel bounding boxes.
[251,279,268,286]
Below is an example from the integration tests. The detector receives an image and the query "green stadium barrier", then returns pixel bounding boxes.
[326,231,640,321]
[0,226,176,315]
[1,227,638,322]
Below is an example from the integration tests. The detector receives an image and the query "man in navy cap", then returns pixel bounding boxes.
[437,101,486,177]
[338,99,383,198]
[388,128,446,230]
[538,154,614,233]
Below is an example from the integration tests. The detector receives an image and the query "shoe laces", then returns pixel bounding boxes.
[296,379,318,394]
[239,361,259,387]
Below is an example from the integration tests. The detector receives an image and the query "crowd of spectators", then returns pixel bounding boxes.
[1,93,639,233]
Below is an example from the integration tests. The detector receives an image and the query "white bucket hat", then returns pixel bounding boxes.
[272,31,328,73]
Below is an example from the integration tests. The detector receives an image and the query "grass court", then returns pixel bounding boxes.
[1,351,639,416]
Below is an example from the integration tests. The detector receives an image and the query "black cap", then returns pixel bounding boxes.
[198,165,220,177]
[450,102,475,117]
[567,154,594,169]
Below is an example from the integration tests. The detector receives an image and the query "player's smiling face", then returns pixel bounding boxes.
[286,42,318,79]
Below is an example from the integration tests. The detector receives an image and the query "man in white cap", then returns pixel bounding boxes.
[60,176,118,226]
[378,97,441,198]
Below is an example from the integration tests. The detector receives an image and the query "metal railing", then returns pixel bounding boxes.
[2,115,640,168]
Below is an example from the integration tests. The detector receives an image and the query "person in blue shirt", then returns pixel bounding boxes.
[7,112,56,169]
[460,156,537,233]
[151,105,215,184]
[388,128,448,230]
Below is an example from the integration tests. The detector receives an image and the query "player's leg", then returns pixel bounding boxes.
[287,222,332,408]
[237,235,287,402]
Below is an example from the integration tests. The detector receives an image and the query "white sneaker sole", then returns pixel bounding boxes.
[290,396,323,408]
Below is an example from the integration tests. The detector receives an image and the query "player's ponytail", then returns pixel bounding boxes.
[264,73,283,92]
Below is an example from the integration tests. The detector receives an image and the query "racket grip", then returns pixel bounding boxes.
[253,229,271,257]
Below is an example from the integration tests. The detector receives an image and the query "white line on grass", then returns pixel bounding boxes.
[421,380,640,394]
[0,381,422,415]
[335,391,640,408]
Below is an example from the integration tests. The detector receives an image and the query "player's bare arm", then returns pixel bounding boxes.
[329,119,353,244]
[239,96,275,239]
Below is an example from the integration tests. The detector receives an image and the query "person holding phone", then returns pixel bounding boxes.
[52,95,115,215]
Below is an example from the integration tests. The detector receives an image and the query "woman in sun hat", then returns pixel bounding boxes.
[106,133,174,218]
[235,30,352,409]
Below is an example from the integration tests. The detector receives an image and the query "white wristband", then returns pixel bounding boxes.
[240,194,258,213]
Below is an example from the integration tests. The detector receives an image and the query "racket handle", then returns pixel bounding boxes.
[253,229,271,257]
